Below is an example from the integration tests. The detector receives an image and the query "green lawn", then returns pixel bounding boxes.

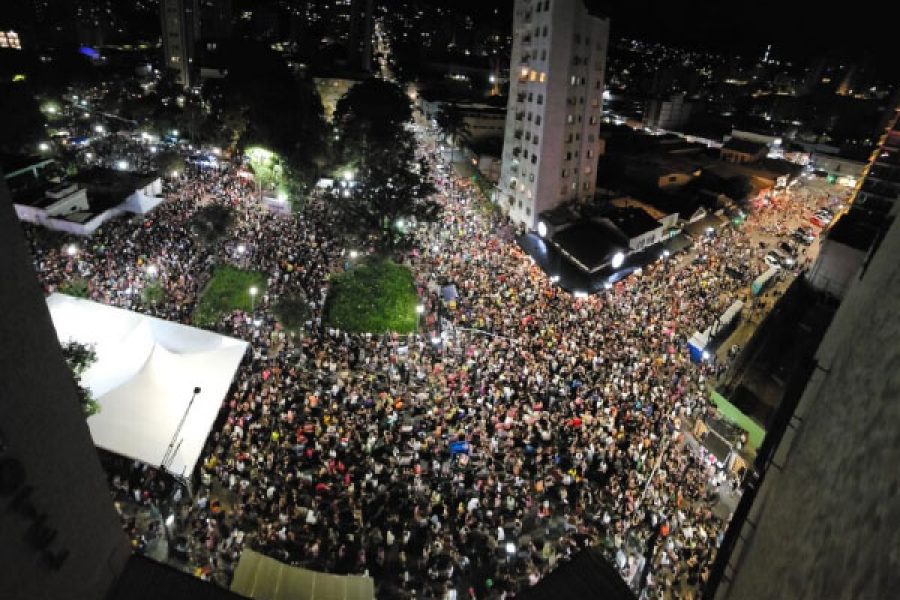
[325,258,419,333]
[194,266,267,327]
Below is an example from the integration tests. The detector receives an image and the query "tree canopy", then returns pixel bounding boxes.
[333,78,413,164]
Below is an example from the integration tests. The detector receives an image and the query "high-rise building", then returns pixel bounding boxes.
[852,105,900,216]
[497,0,609,230]
[160,0,200,88]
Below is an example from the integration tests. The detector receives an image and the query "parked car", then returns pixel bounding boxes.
[764,252,782,268]
[779,241,798,257]
[792,231,812,246]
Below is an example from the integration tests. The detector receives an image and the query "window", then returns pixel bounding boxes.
[587,150,594,158]
[565,152,572,160]
[533,135,540,144]
[571,75,577,85]
[526,207,532,216]
[529,173,535,182]
[561,185,568,195]
[561,168,568,177]
[575,133,580,141]
[582,182,590,190]
[542,26,548,36]
[537,94,543,104]
[589,116,597,125]
[544,0,550,10]
[535,115,542,125]
[539,72,546,82]
[591,97,600,107]
[528,92,533,101]
[584,166,593,174]
[527,111,532,121]
[595,81,602,89]
[541,49,547,60]
[567,115,574,124]
[531,155,537,164]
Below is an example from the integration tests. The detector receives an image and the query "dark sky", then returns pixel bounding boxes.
[449,0,897,78]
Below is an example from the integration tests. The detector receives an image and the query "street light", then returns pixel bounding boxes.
[94,124,104,134]
[146,264,158,277]
[249,286,258,311]
[38,142,50,152]
[343,170,354,181]
[116,159,128,171]
[237,244,246,255]
[349,250,359,259]
[66,244,78,257]
[611,251,625,269]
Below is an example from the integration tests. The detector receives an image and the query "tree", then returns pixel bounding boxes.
[156,150,185,177]
[333,79,413,166]
[60,277,90,298]
[141,281,166,307]
[60,340,101,418]
[210,40,326,193]
[435,103,470,161]
[273,293,311,334]
[0,82,46,154]
[334,134,438,254]
[190,204,234,245]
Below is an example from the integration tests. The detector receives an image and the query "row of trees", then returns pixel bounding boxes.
[330,79,438,254]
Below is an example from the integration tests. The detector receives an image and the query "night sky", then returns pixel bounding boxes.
[446,0,897,77]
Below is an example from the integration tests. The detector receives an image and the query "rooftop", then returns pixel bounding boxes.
[722,138,768,155]
[552,220,629,273]
[605,206,662,238]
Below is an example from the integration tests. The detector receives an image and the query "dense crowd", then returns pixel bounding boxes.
[25,125,798,599]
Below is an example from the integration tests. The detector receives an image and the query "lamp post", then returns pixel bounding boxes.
[249,286,258,312]
[416,303,425,330]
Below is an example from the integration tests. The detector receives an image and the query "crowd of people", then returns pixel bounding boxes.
[24,123,806,599]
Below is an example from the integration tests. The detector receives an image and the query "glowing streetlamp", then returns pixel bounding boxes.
[611,252,625,269]
[237,244,246,255]
[249,286,259,311]
[38,142,50,152]
[94,124,105,134]
[116,159,128,171]
[66,244,78,257]
[146,264,158,277]
[343,170,354,182]
[416,303,425,330]
[349,250,359,259]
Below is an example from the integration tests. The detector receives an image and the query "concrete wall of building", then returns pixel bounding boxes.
[807,240,866,300]
[0,177,131,600]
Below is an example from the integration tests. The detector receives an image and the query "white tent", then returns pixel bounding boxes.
[46,294,248,476]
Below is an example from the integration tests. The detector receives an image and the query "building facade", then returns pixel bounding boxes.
[852,106,900,215]
[160,0,200,87]
[498,0,609,230]
[643,94,693,131]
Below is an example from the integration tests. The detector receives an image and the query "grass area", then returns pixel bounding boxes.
[194,266,267,327]
[325,258,418,333]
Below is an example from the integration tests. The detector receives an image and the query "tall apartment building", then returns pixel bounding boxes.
[497,0,610,230]
[160,0,200,87]
[852,105,900,217]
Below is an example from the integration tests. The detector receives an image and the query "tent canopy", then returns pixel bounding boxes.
[231,550,374,600]
[46,294,248,476]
